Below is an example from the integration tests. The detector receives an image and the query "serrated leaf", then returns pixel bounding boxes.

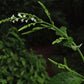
[60,26,67,34]
[56,26,67,36]
[48,72,83,84]
[63,41,72,48]
[52,37,65,44]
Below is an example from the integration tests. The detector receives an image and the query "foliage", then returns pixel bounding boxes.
[47,71,83,84]
[0,27,49,84]
[0,1,84,84]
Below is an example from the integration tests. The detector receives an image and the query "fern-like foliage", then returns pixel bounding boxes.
[0,27,49,84]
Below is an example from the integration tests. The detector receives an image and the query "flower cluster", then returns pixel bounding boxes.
[10,13,37,23]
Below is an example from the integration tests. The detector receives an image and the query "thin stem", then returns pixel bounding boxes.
[44,22,68,37]
[73,42,84,62]
[48,58,84,79]
[65,65,84,79]
[77,48,84,62]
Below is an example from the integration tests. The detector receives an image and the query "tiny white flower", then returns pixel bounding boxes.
[12,20,15,23]
[31,17,35,21]
[18,13,22,17]
[21,19,24,22]
[34,19,36,22]
[15,18,19,22]
[31,17,36,22]
[25,20,28,23]
[11,14,15,19]
[23,15,26,17]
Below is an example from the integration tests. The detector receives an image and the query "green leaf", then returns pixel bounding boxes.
[20,57,26,66]
[64,57,67,66]
[40,24,50,27]
[18,23,36,31]
[38,1,54,25]
[56,26,67,36]
[48,72,83,84]
[37,77,44,83]
[63,37,73,48]
[22,27,44,35]
[32,27,44,31]
[63,41,72,48]
[9,32,20,40]
[17,79,23,84]
[21,71,25,76]
[52,37,65,44]
[0,79,7,84]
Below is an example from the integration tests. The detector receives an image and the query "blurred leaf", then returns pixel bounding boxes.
[48,72,83,84]
[9,32,20,40]
[22,27,44,35]
[52,37,65,44]
[56,26,67,36]
[17,79,23,84]
[64,57,67,66]
[18,23,36,31]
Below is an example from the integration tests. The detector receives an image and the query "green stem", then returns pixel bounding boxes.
[48,58,84,79]
[44,22,68,37]
[0,18,10,24]
[73,42,84,62]
[77,48,84,62]
[65,65,84,79]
